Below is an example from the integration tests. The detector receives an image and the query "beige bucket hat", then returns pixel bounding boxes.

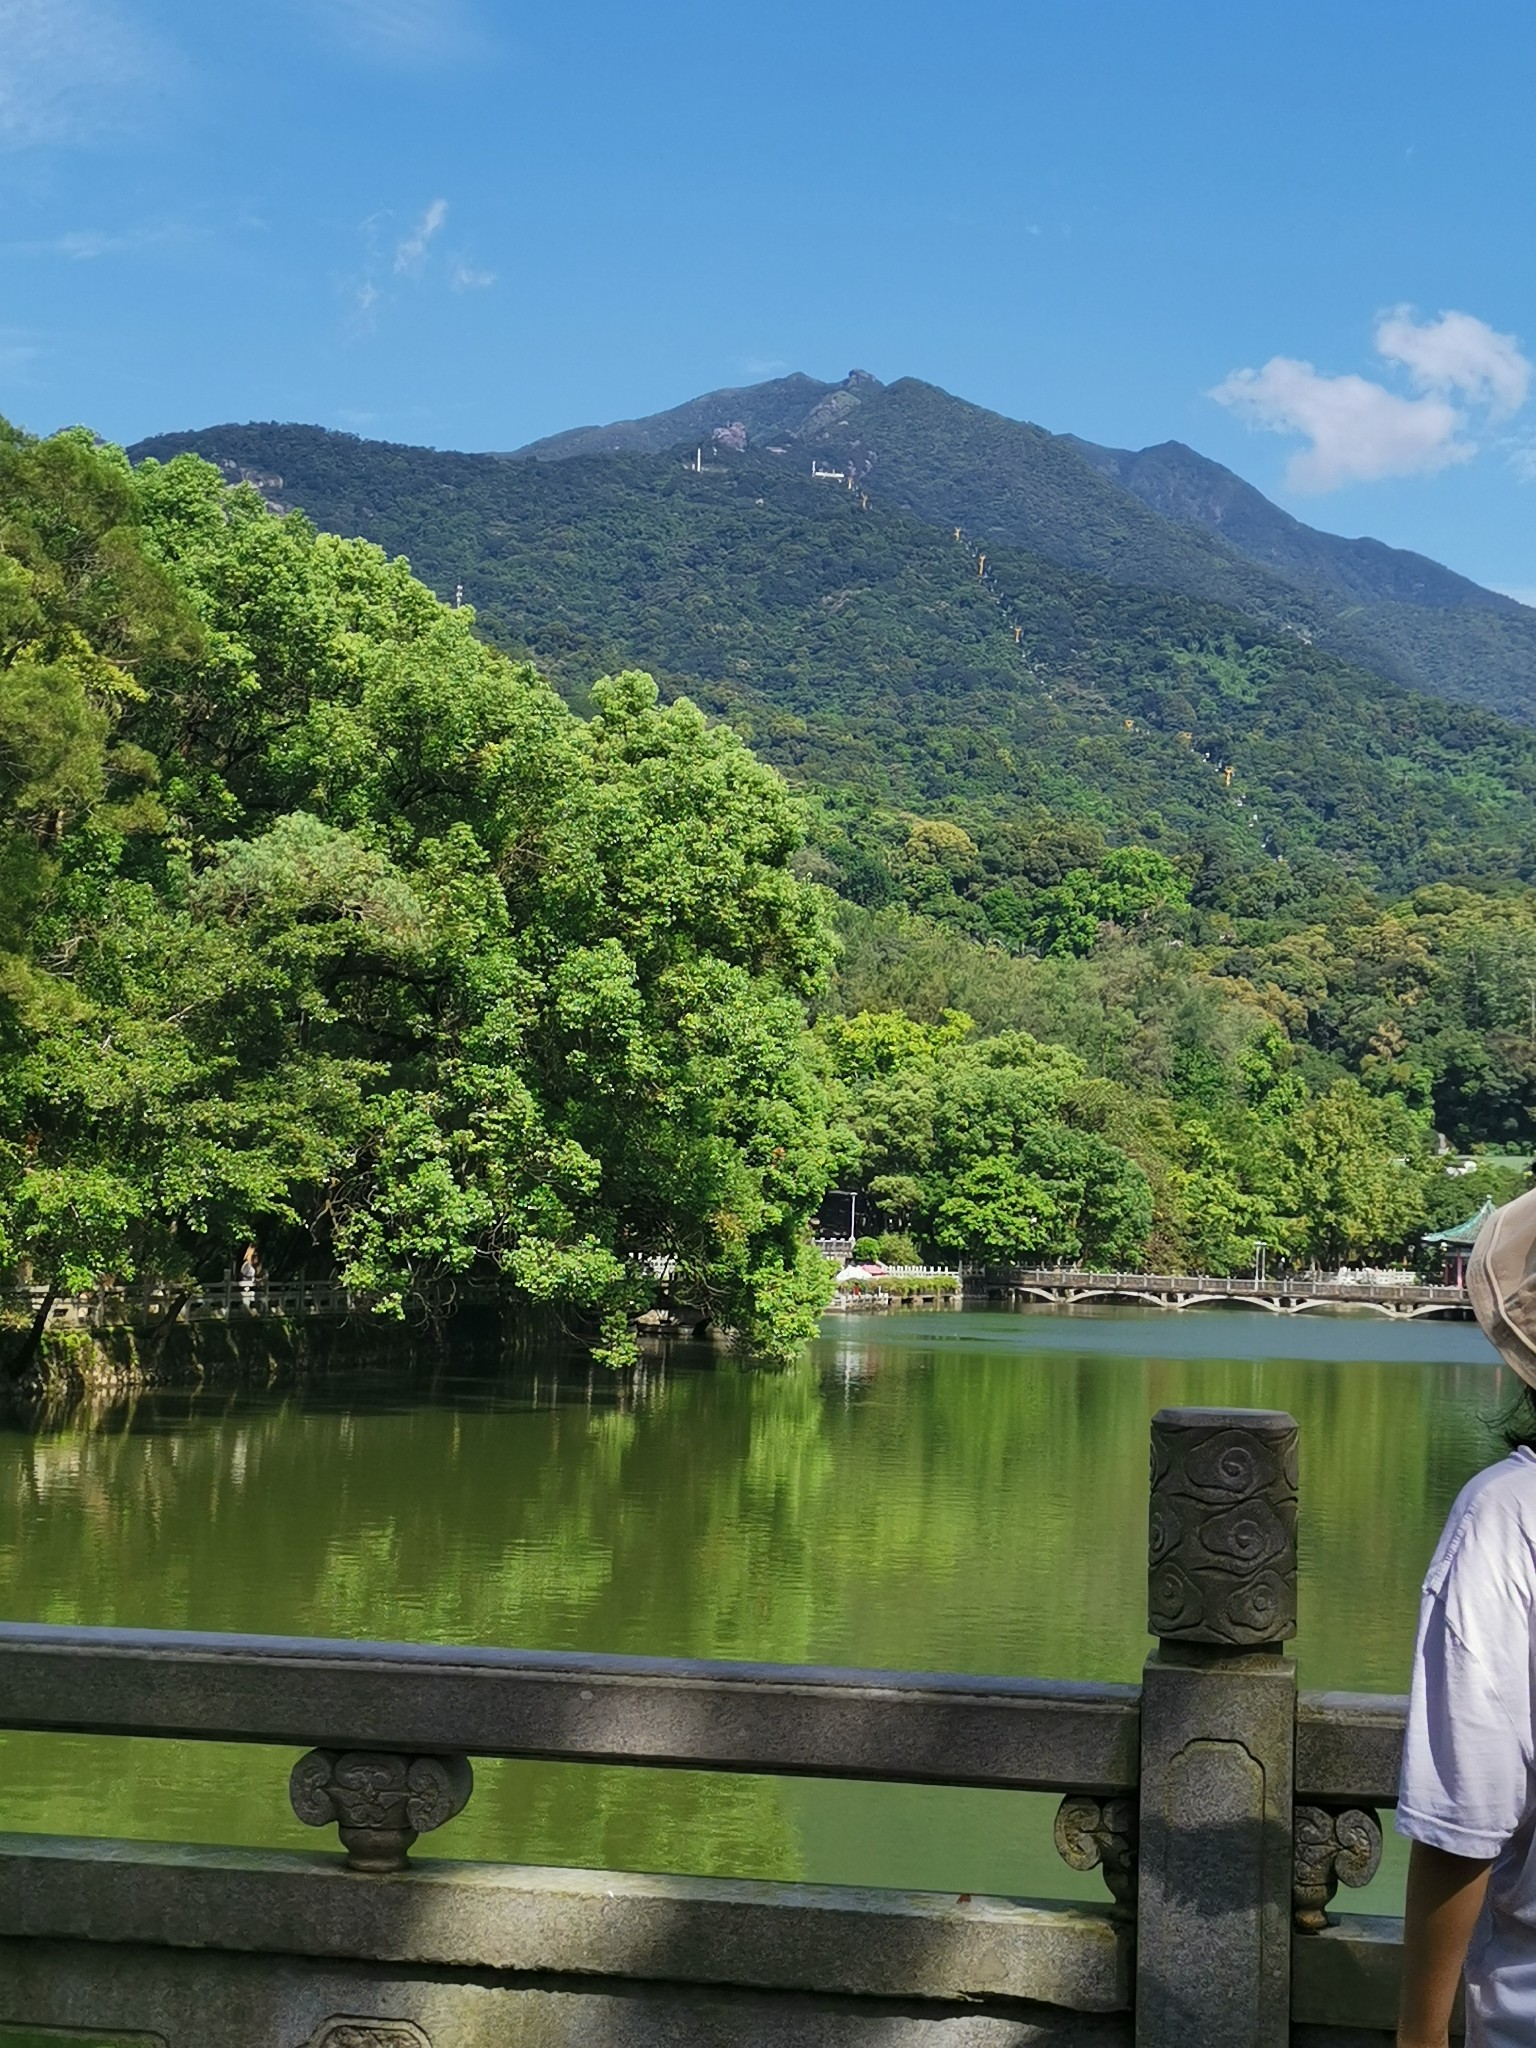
[1468,1185,1536,1387]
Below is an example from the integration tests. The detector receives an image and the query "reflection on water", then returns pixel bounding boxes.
[0,1307,1510,1907]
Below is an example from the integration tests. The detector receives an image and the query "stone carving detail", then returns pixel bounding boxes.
[1293,1804,1382,1932]
[306,2026,432,2048]
[289,1749,472,1872]
[1147,1407,1298,1646]
[1053,1793,1138,1906]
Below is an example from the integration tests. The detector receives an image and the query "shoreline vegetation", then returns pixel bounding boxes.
[0,1299,630,1403]
[1,419,1532,1404]
[0,1280,1480,1412]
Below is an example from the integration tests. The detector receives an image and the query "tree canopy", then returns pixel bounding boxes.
[819,992,1527,1277]
[0,424,845,1364]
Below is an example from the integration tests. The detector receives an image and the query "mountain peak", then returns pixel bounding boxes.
[505,369,889,465]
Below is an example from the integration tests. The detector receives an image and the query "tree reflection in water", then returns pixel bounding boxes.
[0,1307,1504,1904]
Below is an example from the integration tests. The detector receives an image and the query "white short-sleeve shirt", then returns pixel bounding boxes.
[1399,1447,1536,2046]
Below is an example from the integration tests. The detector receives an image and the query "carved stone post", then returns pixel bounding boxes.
[1135,1406,1298,2048]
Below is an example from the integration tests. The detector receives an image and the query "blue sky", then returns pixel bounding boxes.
[4,0,1535,595]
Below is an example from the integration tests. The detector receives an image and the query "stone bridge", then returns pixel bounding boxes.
[968,1266,1470,1320]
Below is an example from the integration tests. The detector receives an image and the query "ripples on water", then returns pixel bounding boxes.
[0,1306,1508,1908]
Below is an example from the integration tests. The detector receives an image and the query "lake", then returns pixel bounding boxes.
[0,1305,1511,1912]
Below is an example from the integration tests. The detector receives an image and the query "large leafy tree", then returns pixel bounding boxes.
[1273,1081,1435,1268]
[0,430,844,1368]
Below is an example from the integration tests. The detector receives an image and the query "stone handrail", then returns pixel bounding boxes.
[0,1409,1418,2045]
[0,1623,1407,1801]
[3,1276,388,1328]
[0,1623,1141,1792]
[1297,1691,1410,1806]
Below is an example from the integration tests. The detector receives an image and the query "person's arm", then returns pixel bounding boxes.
[1398,1839,1491,2048]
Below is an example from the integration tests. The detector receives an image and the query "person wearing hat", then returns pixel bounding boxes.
[1399,1185,1536,2048]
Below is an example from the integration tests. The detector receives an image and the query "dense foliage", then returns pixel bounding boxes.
[502,368,1536,727]
[797,376,1536,727]
[1071,431,1536,726]
[818,994,1525,1277]
[120,417,1536,1270]
[0,422,847,1366]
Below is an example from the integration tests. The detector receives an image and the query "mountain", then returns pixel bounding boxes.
[128,418,1536,901]
[505,373,1536,725]
[511,371,859,461]
[1067,434,1524,615]
[1066,433,1536,727]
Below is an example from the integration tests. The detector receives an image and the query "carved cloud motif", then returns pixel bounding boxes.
[1147,1412,1298,1646]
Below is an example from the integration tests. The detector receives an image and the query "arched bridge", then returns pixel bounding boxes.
[967,1266,1471,1320]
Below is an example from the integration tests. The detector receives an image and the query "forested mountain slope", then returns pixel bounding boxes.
[1069,434,1523,615]
[499,369,1536,723]
[130,419,1536,899]
[1069,433,1536,725]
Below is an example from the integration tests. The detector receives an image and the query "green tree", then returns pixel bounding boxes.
[932,1156,1065,1261]
[1276,1081,1434,1266]
[825,1013,1155,1266]
[0,430,847,1371]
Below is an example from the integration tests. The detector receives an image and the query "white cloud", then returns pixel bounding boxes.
[395,198,448,275]
[0,0,165,148]
[346,201,490,331]
[1376,307,1529,418]
[1213,308,1532,492]
[53,230,127,260]
[1212,358,1471,491]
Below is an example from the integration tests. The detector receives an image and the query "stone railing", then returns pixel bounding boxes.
[0,1408,1417,2045]
[4,1277,388,1330]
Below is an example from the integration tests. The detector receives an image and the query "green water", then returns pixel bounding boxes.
[0,1307,1511,1911]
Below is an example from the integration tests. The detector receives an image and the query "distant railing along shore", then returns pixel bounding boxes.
[3,1276,399,1331]
[5,1260,1472,1333]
